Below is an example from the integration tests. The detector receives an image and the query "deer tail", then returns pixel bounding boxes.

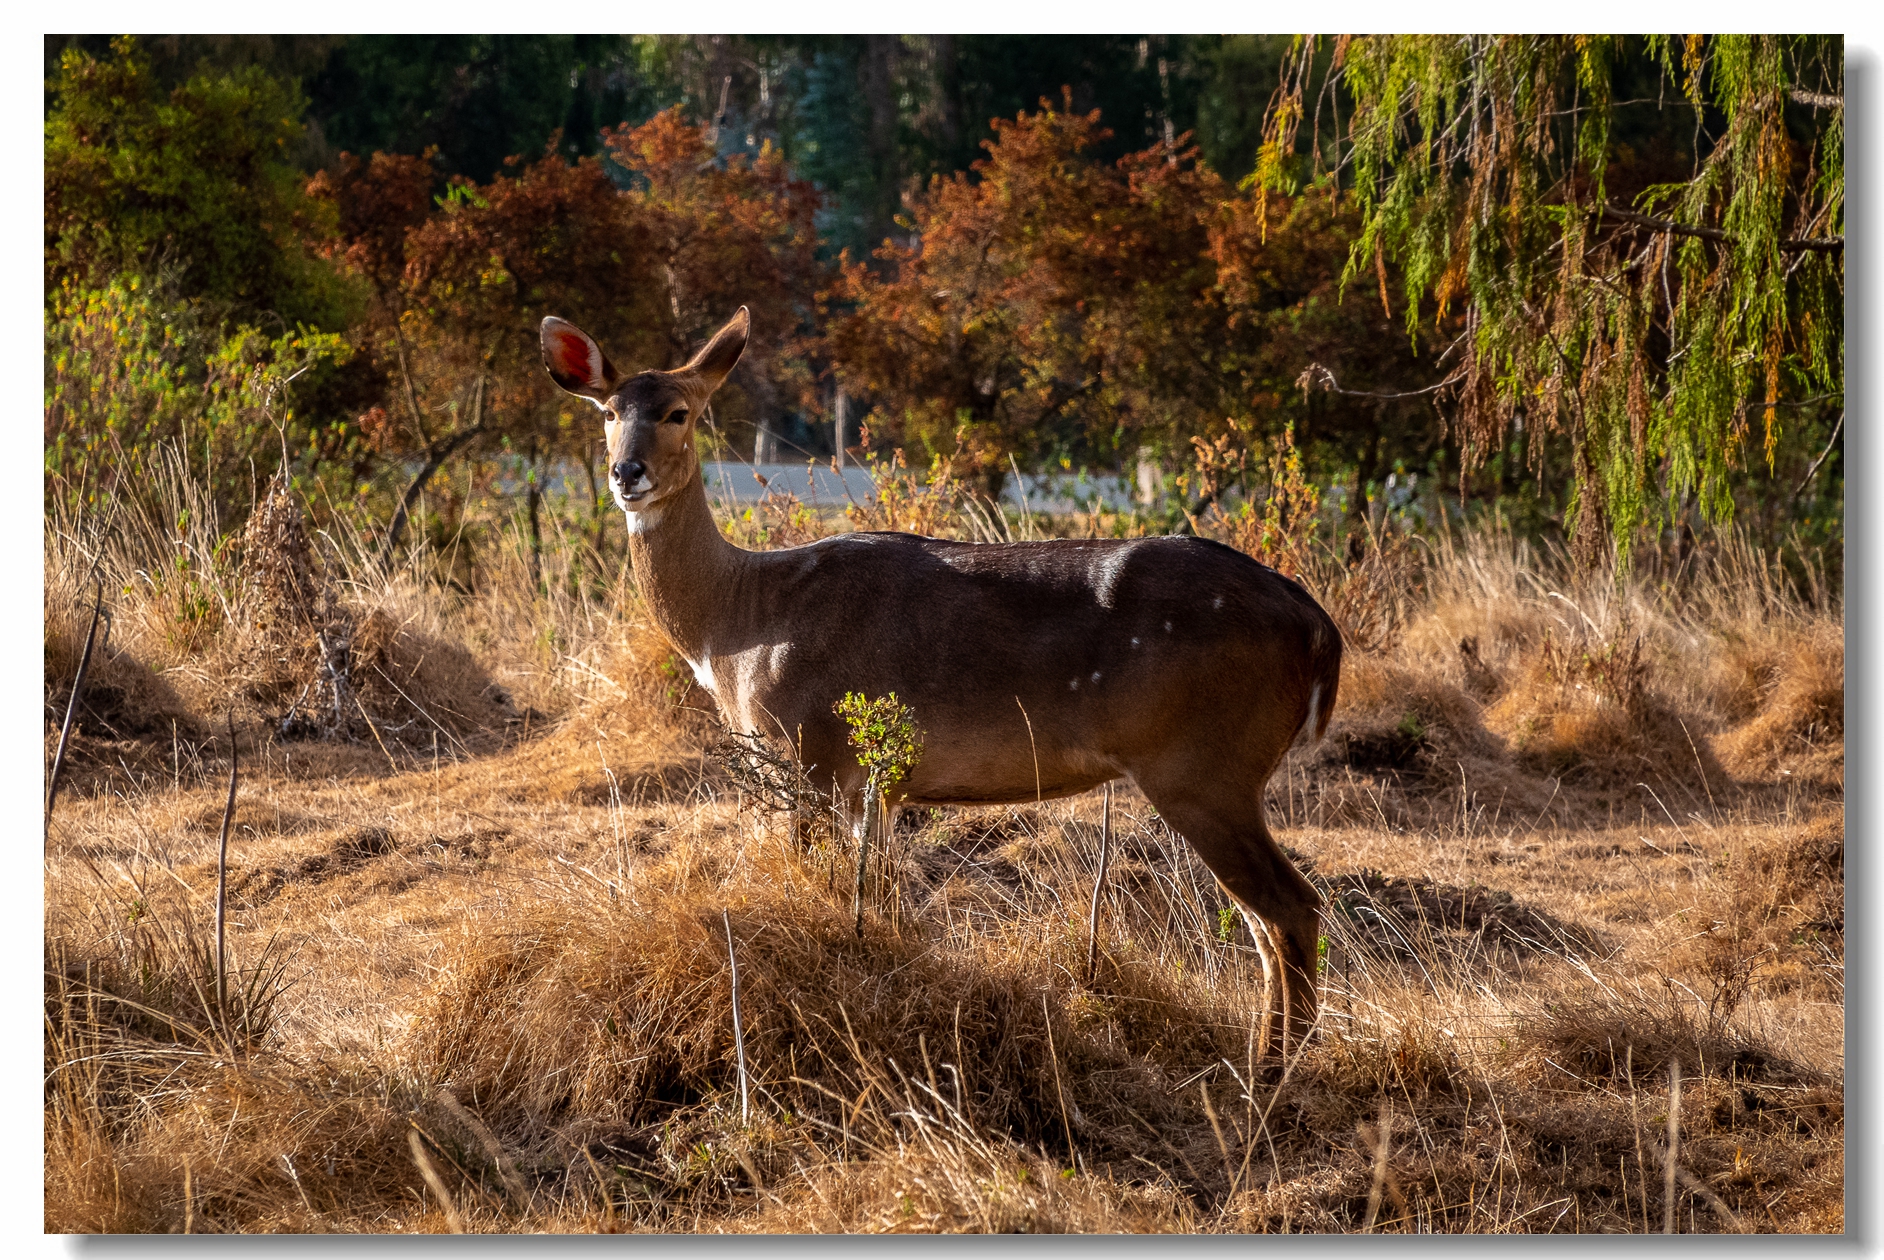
[1299,617,1343,746]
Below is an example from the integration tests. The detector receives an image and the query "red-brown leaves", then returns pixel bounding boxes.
[308,111,827,477]
[305,151,436,297]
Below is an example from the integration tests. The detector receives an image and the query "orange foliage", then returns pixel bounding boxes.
[824,95,1439,492]
[307,113,828,480]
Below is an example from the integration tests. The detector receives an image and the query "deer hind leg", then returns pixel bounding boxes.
[1242,911,1281,1057]
[1132,768,1322,1059]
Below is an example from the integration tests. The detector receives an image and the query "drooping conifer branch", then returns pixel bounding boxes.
[1258,35,1844,567]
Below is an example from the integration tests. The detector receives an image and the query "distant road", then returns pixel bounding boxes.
[702,462,1138,514]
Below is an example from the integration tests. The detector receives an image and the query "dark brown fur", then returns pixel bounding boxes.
[541,307,1343,1055]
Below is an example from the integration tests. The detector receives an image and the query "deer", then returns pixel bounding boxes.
[540,306,1343,1058]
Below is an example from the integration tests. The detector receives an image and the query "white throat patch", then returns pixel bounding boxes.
[622,502,665,535]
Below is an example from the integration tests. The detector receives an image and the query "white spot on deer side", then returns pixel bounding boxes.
[1090,671,1102,684]
[688,651,716,693]
[1130,637,1141,648]
[1213,595,1224,610]
[1163,620,1173,633]
[1069,677,1080,691]
[1093,545,1132,609]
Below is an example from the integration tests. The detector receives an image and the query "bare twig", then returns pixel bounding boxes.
[1628,1046,1650,1232]
[214,712,237,1036]
[724,909,751,1126]
[1601,203,1843,253]
[1664,1060,1680,1233]
[1362,1100,1393,1232]
[379,412,487,572]
[408,1128,466,1233]
[1200,1082,1233,1190]
[46,579,107,839]
[853,782,878,939]
[1791,410,1845,500]
[1296,361,1465,401]
[1788,87,1842,110]
[436,1088,529,1208]
[1042,993,1079,1169]
[280,1154,323,1230]
[1086,783,1111,983]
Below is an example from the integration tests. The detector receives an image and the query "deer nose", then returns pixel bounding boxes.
[613,459,647,488]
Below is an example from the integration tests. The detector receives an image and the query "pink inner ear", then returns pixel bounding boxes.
[549,327,602,388]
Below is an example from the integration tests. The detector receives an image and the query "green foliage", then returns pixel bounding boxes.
[834,691,923,792]
[44,37,348,328]
[1260,35,1844,565]
[45,273,353,518]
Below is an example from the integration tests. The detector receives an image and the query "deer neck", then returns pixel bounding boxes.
[624,465,744,666]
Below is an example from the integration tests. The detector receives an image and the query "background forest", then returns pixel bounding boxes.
[45,34,1844,585]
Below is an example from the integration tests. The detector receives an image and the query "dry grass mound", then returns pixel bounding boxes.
[1716,623,1843,787]
[47,968,412,1234]
[411,849,1244,1173]
[1485,628,1726,804]
[44,566,203,760]
[1302,653,1548,826]
[1659,808,1844,1007]
[238,478,517,749]
[1320,869,1602,970]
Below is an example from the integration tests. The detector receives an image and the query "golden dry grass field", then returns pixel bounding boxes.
[43,471,1843,1234]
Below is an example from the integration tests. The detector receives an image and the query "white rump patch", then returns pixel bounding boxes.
[689,651,716,693]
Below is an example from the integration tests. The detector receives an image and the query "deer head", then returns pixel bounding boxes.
[539,308,750,526]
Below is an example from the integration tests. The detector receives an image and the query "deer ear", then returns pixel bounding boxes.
[540,316,620,402]
[684,307,749,388]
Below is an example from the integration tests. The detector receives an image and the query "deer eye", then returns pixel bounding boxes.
[664,407,688,425]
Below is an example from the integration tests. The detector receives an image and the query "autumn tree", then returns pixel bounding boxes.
[309,109,826,573]
[824,101,1212,488]
[602,107,826,445]
[824,96,1431,500]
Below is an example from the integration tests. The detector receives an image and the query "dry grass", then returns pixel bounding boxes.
[44,459,1842,1233]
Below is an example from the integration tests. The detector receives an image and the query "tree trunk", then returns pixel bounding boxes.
[930,34,961,156]
[379,376,485,573]
[834,386,850,469]
[581,450,608,564]
[860,35,900,241]
[526,445,544,595]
